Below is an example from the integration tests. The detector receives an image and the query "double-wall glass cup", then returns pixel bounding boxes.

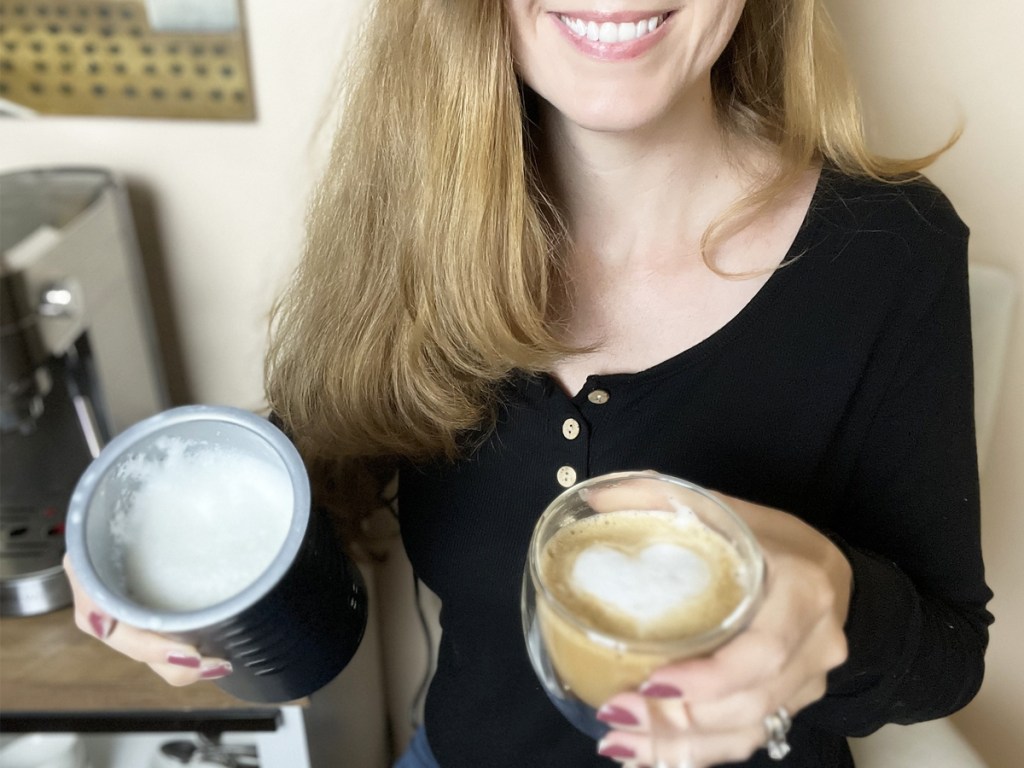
[521,471,764,739]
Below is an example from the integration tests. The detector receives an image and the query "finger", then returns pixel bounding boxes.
[581,473,725,518]
[149,659,235,687]
[598,692,653,730]
[581,473,682,514]
[100,620,218,669]
[105,622,233,686]
[64,553,117,641]
[598,692,697,734]
[598,699,695,766]
[599,721,766,768]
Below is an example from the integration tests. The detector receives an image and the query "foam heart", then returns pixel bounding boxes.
[571,543,711,624]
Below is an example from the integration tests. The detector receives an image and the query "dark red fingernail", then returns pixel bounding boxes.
[166,652,202,668]
[596,704,640,726]
[88,611,114,640]
[200,662,233,679]
[597,742,636,759]
[639,681,683,698]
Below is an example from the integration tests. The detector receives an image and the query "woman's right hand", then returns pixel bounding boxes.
[63,554,233,686]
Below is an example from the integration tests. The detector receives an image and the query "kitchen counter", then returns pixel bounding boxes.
[0,608,245,713]
[0,609,314,767]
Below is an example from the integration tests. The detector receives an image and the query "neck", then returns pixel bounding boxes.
[536,80,763,268]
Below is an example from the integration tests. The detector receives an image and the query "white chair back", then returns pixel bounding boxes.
[968,263,1018,471]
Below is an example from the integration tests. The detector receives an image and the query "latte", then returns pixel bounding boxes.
[536,507,749,708]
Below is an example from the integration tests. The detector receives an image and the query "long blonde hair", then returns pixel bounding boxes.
[702,0,951,251]
[266,0,949,510]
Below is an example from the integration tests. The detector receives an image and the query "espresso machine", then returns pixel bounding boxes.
[0,168,169,616]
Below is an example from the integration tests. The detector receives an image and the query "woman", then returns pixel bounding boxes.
[68,1,992,766]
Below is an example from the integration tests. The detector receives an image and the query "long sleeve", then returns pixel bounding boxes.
[806,219,993,736]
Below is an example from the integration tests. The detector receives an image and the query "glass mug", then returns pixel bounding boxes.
[521,471,764,739]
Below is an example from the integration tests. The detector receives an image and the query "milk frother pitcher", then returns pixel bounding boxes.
[64,405,367,703]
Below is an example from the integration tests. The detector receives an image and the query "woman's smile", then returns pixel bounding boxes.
[507,1,745,133]
[551,10,675,60]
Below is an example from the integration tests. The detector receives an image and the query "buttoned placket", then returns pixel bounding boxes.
[551,382,613,490]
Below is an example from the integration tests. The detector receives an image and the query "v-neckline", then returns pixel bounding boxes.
[546,166,830,398]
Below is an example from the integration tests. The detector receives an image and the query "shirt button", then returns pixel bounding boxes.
[557,466,577,487]
[562,418,580,440]
[587,389,610,405]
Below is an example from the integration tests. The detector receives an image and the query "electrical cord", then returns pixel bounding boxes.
[409,575,435,730]
[380,475,434,730]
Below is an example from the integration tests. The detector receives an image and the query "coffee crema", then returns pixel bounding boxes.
[537,508,748,707]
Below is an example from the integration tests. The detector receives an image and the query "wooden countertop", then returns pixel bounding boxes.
[0,608,246,713]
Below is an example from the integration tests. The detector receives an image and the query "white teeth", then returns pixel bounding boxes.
[560,14,666,44]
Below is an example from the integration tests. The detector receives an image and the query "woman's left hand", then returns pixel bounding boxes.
[594,495,853,767]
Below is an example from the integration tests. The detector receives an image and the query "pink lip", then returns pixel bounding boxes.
[552,9,672,23]
[549,12,673,61]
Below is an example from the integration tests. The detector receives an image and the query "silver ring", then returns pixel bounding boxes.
[763,706,792,761]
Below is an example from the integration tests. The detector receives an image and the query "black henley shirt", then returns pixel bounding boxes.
[396,168,993,767]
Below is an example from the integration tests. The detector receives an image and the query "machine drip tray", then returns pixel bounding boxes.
[0,357,94,616]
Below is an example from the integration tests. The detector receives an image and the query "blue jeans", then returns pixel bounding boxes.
[393,727,440,768]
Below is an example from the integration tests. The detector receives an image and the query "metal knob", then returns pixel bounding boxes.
[37,279,83,318]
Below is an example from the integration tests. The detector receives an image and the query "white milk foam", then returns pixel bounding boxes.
[552,505,743,637]
[110,436,293,612]
[572,543,711,624]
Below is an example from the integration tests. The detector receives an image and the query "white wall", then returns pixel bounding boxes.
[0,0,365,411]
[825,1,1024,765]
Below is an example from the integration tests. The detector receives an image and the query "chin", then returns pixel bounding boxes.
[541,89,677,136]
